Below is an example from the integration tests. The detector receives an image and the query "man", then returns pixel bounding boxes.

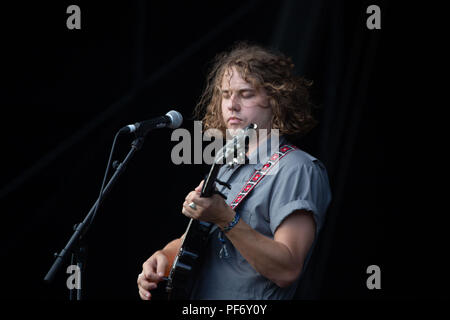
[137,42,331,300]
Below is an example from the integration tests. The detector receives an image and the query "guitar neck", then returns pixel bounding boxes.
[174,162,221,261]
[201,163,221,197]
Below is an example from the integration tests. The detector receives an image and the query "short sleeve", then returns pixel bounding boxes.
[269,160,332,235]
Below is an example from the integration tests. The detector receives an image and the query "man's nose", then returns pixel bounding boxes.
[229,94,241,111]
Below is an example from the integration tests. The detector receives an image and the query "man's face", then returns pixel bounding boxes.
[221,67,273,133]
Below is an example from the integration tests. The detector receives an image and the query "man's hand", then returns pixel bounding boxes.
[181,180,235,229]
[137,251,168,300]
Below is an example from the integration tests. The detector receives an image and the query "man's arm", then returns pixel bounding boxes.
[222,209,316,288]
[138,234,185,300]
[184,182,317,288]
[159,234,184,276]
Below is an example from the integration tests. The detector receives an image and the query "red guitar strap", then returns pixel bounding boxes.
[229,144,297,210]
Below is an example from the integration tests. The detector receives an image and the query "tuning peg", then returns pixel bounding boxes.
[225,149,233,157]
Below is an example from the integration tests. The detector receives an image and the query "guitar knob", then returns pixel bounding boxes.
[175,261,192,274]
[181,249,199,261]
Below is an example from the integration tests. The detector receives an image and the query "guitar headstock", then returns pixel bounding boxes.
[201,124,257,197]
[218,123,257,167]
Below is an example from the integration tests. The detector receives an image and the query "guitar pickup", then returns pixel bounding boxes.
[180,249,199,261]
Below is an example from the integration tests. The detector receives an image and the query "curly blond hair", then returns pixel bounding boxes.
[194,42,317,140]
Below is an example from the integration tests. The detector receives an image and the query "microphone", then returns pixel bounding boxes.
[119,110,183,135]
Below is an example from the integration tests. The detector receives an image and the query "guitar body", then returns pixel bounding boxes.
[165,219,212,299]
[163,164,221,299]
[150,219,212,300]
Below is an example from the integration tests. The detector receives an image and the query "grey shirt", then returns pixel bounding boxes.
[190,135,332,300]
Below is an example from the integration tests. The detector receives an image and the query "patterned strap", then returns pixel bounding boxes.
[229,144,297,210]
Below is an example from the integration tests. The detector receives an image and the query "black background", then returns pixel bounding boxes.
[0,0,447,306]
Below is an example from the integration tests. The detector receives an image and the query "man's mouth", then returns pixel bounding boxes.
[228,117,242,124]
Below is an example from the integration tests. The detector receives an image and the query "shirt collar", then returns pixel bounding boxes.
[235,133,287,171]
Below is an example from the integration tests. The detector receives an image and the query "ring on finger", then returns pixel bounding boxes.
[188,202,197,210]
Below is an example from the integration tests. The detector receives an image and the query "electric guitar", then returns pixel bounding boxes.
[155,124,256,300]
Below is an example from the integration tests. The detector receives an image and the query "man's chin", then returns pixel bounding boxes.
[226,125,247,137]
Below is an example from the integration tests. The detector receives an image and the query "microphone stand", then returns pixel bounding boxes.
[44,135,145,300]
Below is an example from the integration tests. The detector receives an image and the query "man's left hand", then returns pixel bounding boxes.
[182,180,235,228]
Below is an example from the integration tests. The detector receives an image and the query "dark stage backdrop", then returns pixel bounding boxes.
[0,0,447,303]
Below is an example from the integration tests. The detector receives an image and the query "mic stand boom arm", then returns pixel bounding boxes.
[44,136,145,299]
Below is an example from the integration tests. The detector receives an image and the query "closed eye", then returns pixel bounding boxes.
[241,92,255,98]
[221,88,255,99]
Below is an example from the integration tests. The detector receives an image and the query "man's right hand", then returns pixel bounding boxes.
[137,250,168,300]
